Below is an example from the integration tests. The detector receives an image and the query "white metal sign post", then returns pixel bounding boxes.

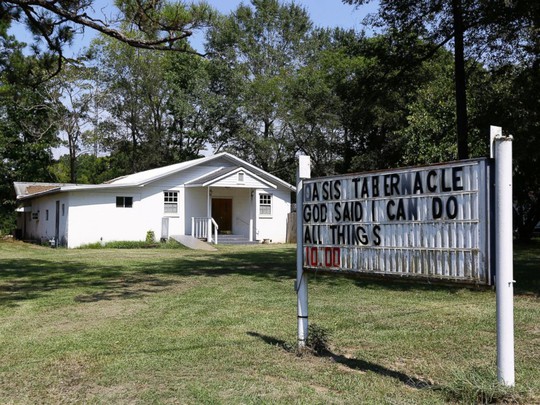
[296,155,311,348]
[493,128,515,387]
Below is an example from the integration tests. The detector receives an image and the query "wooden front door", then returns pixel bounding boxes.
[212,198,232,234]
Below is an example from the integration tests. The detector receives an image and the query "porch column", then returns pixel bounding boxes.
[207,187,212,242]
[249,189,254,242]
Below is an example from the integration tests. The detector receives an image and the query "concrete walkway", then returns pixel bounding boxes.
[171,235,217,251]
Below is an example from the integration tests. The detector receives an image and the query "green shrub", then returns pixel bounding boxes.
[104,241,153,249]
[79,242,103,249]
[305,323,331,355]
[79,239,186,249]
[146,230,156,243]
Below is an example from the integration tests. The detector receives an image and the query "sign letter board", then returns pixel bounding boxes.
[302,159,492,285]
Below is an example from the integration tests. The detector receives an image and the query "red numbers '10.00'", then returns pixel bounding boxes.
[304,246,341,268]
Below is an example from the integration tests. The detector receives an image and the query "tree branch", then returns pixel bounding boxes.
[7,0,208,56]
[20,6,65,79]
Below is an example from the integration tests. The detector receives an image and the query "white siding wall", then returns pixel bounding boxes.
[67,188,186,248]
[211,171,270,189]
[19,194,68,245]
[255,188,291,243]
[67,190,148,248]
[184,187,207,235]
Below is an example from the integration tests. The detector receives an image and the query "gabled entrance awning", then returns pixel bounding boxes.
[185,166,277,189]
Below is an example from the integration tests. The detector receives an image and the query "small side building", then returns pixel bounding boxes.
[14,153,295,248]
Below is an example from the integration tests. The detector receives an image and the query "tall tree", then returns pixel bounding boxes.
[284,29,345,177]
[90,35,214,175]
[205,0,314,181]
[322,32,429,172]
[344,0,540,159]
[0,28,60,231]
[489,64,540,240]
[50,64,98,182]
[164,51,219,162]
[399,50,491,165]
[91,36,170,173]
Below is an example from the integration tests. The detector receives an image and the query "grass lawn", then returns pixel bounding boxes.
[0,239,539,404]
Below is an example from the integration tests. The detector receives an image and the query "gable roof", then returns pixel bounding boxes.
[186,166,239,185]
[106,152,294,190]
[14,152,295,201]
[185,166,277,189]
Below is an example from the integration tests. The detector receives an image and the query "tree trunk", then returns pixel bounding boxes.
[342,127,352,172]
[452,0,469,160]
[69,154,76,183]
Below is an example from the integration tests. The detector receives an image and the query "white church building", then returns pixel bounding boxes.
[14,152,295,248]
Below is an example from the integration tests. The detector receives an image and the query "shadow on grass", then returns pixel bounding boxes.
[0,248,296,306]
[514,240,540,297]
[1,240,538,307]
[247,331,433,390]
[73,276,174,303]
[0,258,160,306]
[246,331,293,350]
[137,249,296,281]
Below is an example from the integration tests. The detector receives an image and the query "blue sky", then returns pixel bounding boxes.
[11,1,377,57]
[207,0,373,29]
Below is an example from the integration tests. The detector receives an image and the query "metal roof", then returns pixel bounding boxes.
[14,152,295,201]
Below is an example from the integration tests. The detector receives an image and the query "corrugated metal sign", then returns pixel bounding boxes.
[302,159,492,285]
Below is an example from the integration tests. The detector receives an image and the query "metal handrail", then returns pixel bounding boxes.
[209,217,219,244]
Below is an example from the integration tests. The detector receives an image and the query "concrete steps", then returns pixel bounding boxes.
[217,234,259,245]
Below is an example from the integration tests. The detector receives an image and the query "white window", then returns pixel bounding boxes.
[238,172,245,183]
[164,191,178,214]
[116,196,133,208]
[259,194,272,217]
